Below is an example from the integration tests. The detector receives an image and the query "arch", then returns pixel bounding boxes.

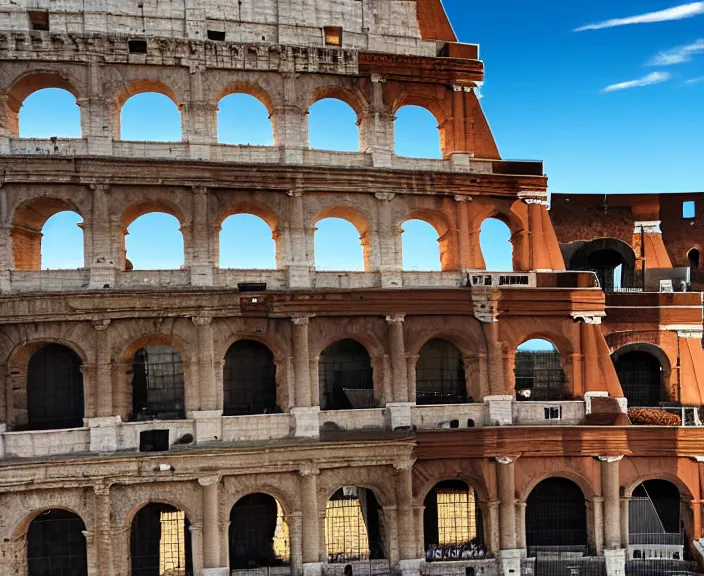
[217,82,275,115]
[130,345,186,421]
[569,238,638,292]
[40,211,85,270]
[5,71,81,136]
[423,480,486,561]
[319,339,374,410]
[115,79,179,112]
[229,493,290,569]
[219,213,278,270]
[223,340,278,416]
[314,207,371,271]
[515,338,567,402]
[394,105,443,159]
[309,86,366,118]
[27,343,84,430]
[218,93,274,146]
[688,247,700,282]
[612,343,669,408]
[628,479,689,551]
[118,81,182,142]
[525,477,588,551]
[416,339,467,405]
[19,88,81,139]
[325,486,386,563]
[12,197,84,271]
[479,218,513,272]
[400,212,450,271]
[27,509,88,576]
[624,474,693,500]
[130,502,193,576]
[121,202,186,271]
[308,97,361,152]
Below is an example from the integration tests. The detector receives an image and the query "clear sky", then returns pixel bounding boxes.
[19,1,703,273]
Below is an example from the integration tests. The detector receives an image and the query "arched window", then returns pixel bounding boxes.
[515,339,566,401]
[394,106,441,159]
[40,211,84,270]
[689,248,700,282]
[28,510,88,576]
[402,220,442,271]
[416,339,467,405]
[219,214,277,269]
[309,98,359,152]
[131,503,192,576]
[568,239,638,293]
[27,344,84,430]
[218,94,274,146]
[480,218,513,272]
[125,213,184,270]
[423,481,485,561]
[19,88,81,138]
[120,93,182,142]
[629,480,683,547]
[223,340,278,416]
[314,218,365,271]
[526,478,587,551]
[229,494,290,569]
[612,346,666,408]
[131,346,185,421]
[326,487,386,563]
[319,340,374,410]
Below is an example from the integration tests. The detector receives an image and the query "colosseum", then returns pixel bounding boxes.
[0,1,702,576]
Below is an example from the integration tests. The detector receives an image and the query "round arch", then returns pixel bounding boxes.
[522,471,597,503]
[27,509,88,576]
[217,200,280,233]
[611,342,670,407]
[114,79,179,112]
[318,338,375,410]
[12,505,89,540]
[407,330,484,359]
[122,497,196,531]
[217,82,275,114]
[569,238,637,291]
[227,487,295,519]
[219,333,289,369]
[119,332,190,365]
[313,205,370,238]
[391,96,445,129]
[400,210,453,271]
[223,339,278,416]
[309,86,368,118]
[624,474,693,500]
[416,338,468,405]
[120,199,187,231]
[513,337,569,402]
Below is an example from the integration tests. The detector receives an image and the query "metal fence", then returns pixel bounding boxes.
[625,559,703,575]
[515,351,567,402]
[531,551,605,576]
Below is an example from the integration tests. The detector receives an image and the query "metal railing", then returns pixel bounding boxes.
[625,559,703,575]
[629,533,684,546]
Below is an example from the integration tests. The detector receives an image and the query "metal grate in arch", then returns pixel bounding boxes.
[223,340,278,416]
[131,346,185,421]
[27,509,88,576]
[326,487,386,563]
[614,351,664,408]
[515,350,567,402]
[319,340,374,410]
[416,339,468,405]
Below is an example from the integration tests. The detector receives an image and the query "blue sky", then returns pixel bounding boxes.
[21,1,704,272]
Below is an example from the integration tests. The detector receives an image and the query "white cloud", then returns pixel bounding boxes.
[602,72,671,93]
[685,76,704,83]
[575,2,704,32]
[649,39,704,65]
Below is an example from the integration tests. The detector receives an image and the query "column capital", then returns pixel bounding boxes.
[92,318,111,332]
[93,482,112,496]
[495,455,520,465]
[385,313,405,325]
[454,194,473,203]
[299,462,319,477]
[192,315,213,327]
[371,74,386,84]
[88,182,111,193]
[375,192,395,202]
[572,312,604,325]
[198,475,221,487]
[633,220,662,234]
[393,458,416,472]
[191,185,208,195]
[518,190,549,207]
[597,455,624,463]
[291,314,313,326]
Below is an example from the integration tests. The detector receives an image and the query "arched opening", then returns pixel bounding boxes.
[27,344,84,430]
[612,346,666,408]
[423,480,486,561]
[326,487,386,562]
[308,98,360,152]
[319,339,374,410]
[131,346,185,421]
[416,339,467,405]
[40,211,84,270]
[223,340,278,416]
[19,88,81,138]
[688,248,700,282]
[219,214,277,269]
[629,480,684,556]
[125,213,184,270]
[27,510,88,576]
[120,93,182,142]
[229,494,290,570]
[480,218,513,272]
[218,94,274,146]
[314,218,366,271]
[394,105,442,159]
[568,238,638,293]
[515,339,567,401]
[402,220,442,271]
[130,503,192,576]
[526,478,588,552]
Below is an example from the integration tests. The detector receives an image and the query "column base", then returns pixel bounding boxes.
[291,407,320,438]
[483,396,513,426]
[302,562,325,576]
[202,569,229,576]
[87,416,122,452]
[499,549,522,576]
[386,402,414,431]
[188,410,223,444]
[604,548,626,576]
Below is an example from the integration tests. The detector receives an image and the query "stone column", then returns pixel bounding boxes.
[600,456,623,550]
[286,187,312,288]
[190,186,214,286]
[199,476,228,576]
[87,319,121,452]
[89,183,117,288]
[82,58,114,156]
[386,315,412,431]
[291,315,319,438]
[516,501,527,553]
[299,464,322,572]
[0,185,11,291]
[620,497,629,549]
[274,72,307,164]
[395,461,417,561]
[593,496,605,554]
[288,511,304,576]
[455,195,473,271]
[93,483,114,576]
[376,193,402,288]
[190,316,222,443]
[406,354,419,404]
[359,75,394,168]
[496,456,521,576]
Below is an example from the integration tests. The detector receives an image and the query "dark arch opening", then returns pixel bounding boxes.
[27,509,88,576]
[568,238,638,292]
[131,346,185,421]
[526,478,587,552]
[229,494,290,570]
[515,339,567,402]
[27,344,84,430]
[319,339,374,410]
[423,480,485,561]
[630,480,682,541]
[326,487,386,563]
[416,339,468,405]
[130,503,192,576]
[223,340,278,416]
[613,349,665,408]
[688,248,700,283]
